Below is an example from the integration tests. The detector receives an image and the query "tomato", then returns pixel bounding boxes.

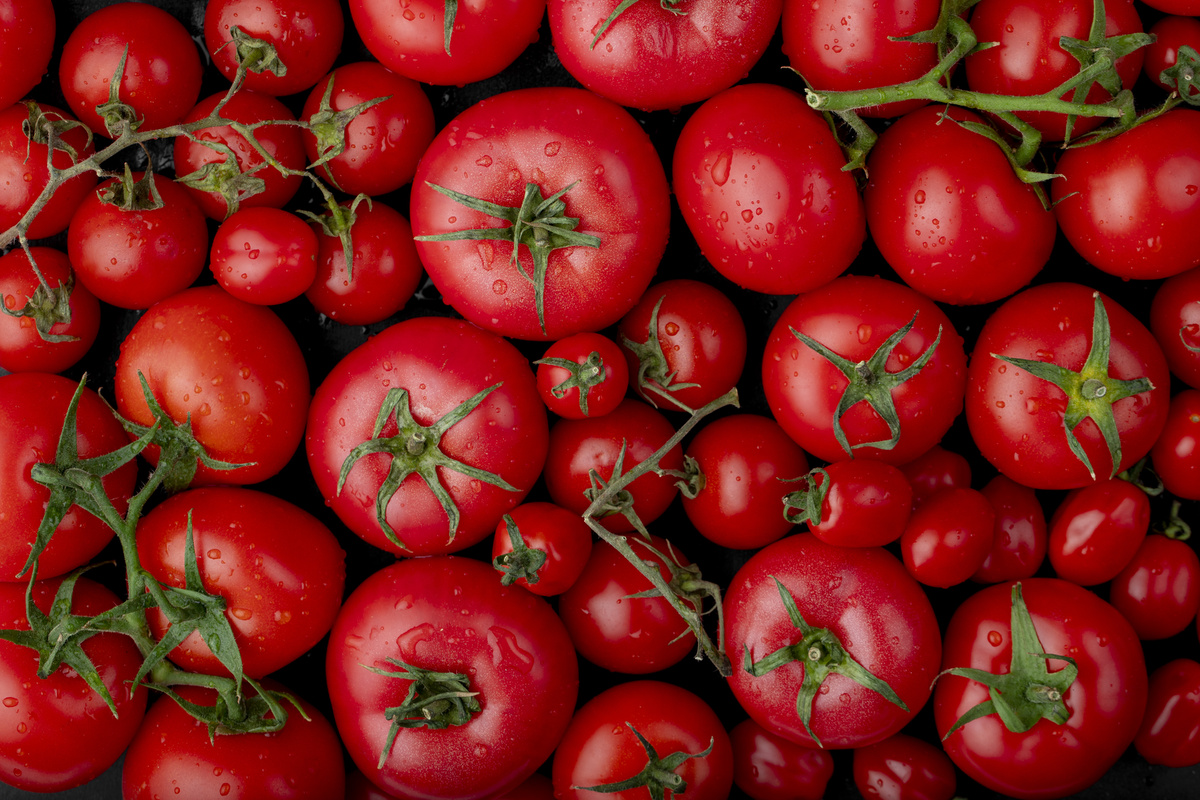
[763,275,967,465]
[0,578,146,793]
[898,445,971,508]
[852,733,957,800]
[114,285,311,487]
[535,331,629,419]
[1135,659,1200,768]
[121,685,345,800]
[552,680,734,800]
[300,62,435,197]
[307,316,548,556]
[966,283,1170,490]
[0,373,135,582]
[799,459,913,549]
[935,579,1147,799]
[0,0,54,110]
[548,0,782,111]
[411,87,669,341]
[682,414,808,550]
[491,501,592,596]
[205,0,344,97]
[730,718,834,800]
[1150,263,1200,390]
[725,534,941,749]
[59,2,202,137]
[0,102,96,239]
[68,170,209,309]
[1144,15,1200,94]
[1047,478,1149,586]
[349,0,545,86]
[209,207,319,305]
[1109,534,1200,641]
[617,279,746,413]
[1152,389,1200,501]
[865,105,1055,305]
[972,474,1048,584]
[1052,110,1200,280]
[901,487,995,589]
[0,247,99,374]
[327,556,577,800]
[672,83,865,295]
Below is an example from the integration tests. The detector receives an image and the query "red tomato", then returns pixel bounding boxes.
[1110,534,1200,640]
[552,680,734,800]
[327,557,577,800]
[672,83,865,295]
[1150,263,1200,390]
[411,87,669,341]
[899,445,971,508]
[972,474,1048,583]
[491,501,592,597]
[0,103,96,239]
[730,718,834,800]
[801,459,914,549]
[1152,389,1200,500]
[1135,659,1200,768]
[0,0,54,110]
[901,488,996,588]
[0,247,99,374]
[1144,15,1200,94]
[852,733,957,800]
[210,207,319,305]
[114,285,311,487]
[1047,478,1149,586]
[535,331,629,419]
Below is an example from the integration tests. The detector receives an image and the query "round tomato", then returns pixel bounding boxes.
[730,718,834,800]
[535,331,629,419]
[900,487,995,588]
[1047,478,1149,586]
[1110,534,1200,640]
[0,0,54,110]
[0,247,99,374]
[798,459,913,549]
[899,445,972,508]
[852,733,957,800]
[0,102,96,239]
[1135,659,1200,768]
[1150,263,1200,389]
[1144,15,1200,94]
[491,501,592,597]
[972,474,1048,583]
[1153,389,1200,500]
[209,207,319,305]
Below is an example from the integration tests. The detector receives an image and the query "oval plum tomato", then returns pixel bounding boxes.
[535,331,629,419]
[1110,534,1200,640]
[114,285,311,487]
[901,488,996,588]
[307,316,548,557]
[781,0,940,117]
[673,83,865,295]
[1151,263,1200,389]
[411,87,669,341]
[349,0,545,86]
[552,680,733,800]
[327,557,577,800]
[967,284,1170,490]
[136,487,346,678]
[763,275,967,465]
[852,733,957,800]
[0,373,135,582]
[865,105,1055,304]
[0,577,146,793]
[617,279,746,413]
[172,90,305,220]
[305,198,422,325]
[210,207,319,305]
[1047,478,1149,586]
[963,0,1145,142]
[899,445,971,508]
[0,0,54,110]
[1052,109,1200,280]
[1144,15,1200,95]
[0,247,99,374]
[0,102,96,239]
[543,398,682,533]
[122,684,345,800]
[791,459,913,548]
[491,501,592,596]
[725,534,941,749]
[301,62,435,197]
[548,0,782,111]
[1153,389,1200,500]
[59,2,202,137]
[935,579,1147,799]
[682,414,808,550]
[1135,658,1200,767]
[972,474,1048,583]
[68,170,209,309]
[730,718,834,800]
[205,0,344,97]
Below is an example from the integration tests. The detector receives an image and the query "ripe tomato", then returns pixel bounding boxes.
[1152,389,1200,500]
[0,0,54,110]
[1144,15,1200,94]
[491,501,592,597]
[209,207,319,305]
[1047,478,1149,586]
[899,445,971,508]
[672,83,865,295]
[852,733,957,800]
[900,488,995,588]
[411,87,669,340]
[730,718,834,800]
[1135,659,1200,768]
[972,474,1047,584]
[799,459,913,549]
[327,556,577,800]
[535,331,629,419]
[0,247,99,374]
[1110,534,1200,640]
[1150,263,1200,390]
[0,102,96,239]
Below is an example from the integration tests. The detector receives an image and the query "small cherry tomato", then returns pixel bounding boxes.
[1109,534,1200,640]
[1144,15,1200,95]
[901,488,996,589]
[730,718,834,800]
[0,247,99,374]
[491,501,593,597]
[1151,264,1200,390]
[791,459,913,549]
[852,733,958,800]
[1048,478,1150,586]
[972,475,1048,584]
[535,332,629,420]
[1135,658,1200,767]
[1152,390,1200,500]
[899,445,971,508]
[210,207,319,305]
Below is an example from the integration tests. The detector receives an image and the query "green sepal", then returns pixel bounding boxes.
[582,438,652,540]
[620,536,726,658]
[0,258,80,345]
[1182,324,1200,354]
[145,677,300,740]
[620,294,701,413]
[98,162,165,212]
[1161,45,1199,105]
[491,514,548,586]
[532,350,609,417]
[781,467,831,526]
[22,101,93,164]
[227,25,288,79]
[174,140,267,220]
[573,723,713,800]
[94,45,142,137]
[363,659,481,769]
[304,72,392,187]
[298,194,372,281]
[443,0,458,54]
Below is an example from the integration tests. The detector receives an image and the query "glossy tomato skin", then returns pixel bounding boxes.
[865,106,1054,304]
[1150,263,1200,389]
[1144,15,1200,94]
[972,474,1047,583]
[0,373,135,582]
[1053,110,1200,280]
[1047,479,1149,586]
[1135,659,1200,767]
[536,331,629,419]
[673,83,865,295]
[209,207,319,305]
[0,247,99,374]
[491,501,592,596]
[763,275,967,465]
[725,534,941,749]
[901,488,995,589]
[327,557,577,800]
[730,718,834,800]
[899,445,971,508]
[0,578,146,793]
[967,283,1170,490]
[307,316,548,556]
[122,685,345,800]
[935,578,1147,799]
[552,680,734,800]
[0,103,96,239]
[0,0,54,109]
[114,285,311,486]
[549,0,782,111]
[1152,389,1200,500]
[1110,535,1200,640]
[136,487,346,678]
[852,733,957,800]
[412,87,669,341]
[806,459,913,548]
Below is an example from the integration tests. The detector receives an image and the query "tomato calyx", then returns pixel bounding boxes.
[94,45,142,138]
[442,0,459,55]
[1160,46,1199,105]
[174,139,267,220]
[305,75,391,190]
[222,26,288,86]
[99,163,165,212]
[148,677,302,739]
[621,295,703,413]
[414,181,602,334]
[492,514,549,586]
[991,292,1155,480]
[792,311,943,457]
[299,193,372,280]
[0,263,81,345]
[742,577,909,748]
[590,0,687,50]
[337,384,520,552]
[938,583,1078,739]
[627,536,725,648]
[533,349,609,416]
[363,658,482,768]
[583,439,657,539]
[781,467,832,526]
[573,722,714,800]
[1181,323,1200,354]
[21,101,92,163]
[1158,500,1193,541]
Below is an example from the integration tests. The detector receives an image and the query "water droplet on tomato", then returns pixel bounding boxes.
[544,141,561,156]
[2,698,16,708]
[987,630,1003,646]
[710,151,732,186]
[492,280,507,295]
[207,549,221,560]
[914,190,926,204]
[475,155,492,167]
[231,608,252,620]
[664,322,680,336]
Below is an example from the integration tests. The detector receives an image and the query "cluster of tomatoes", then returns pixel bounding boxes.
[1,0,1200,798]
